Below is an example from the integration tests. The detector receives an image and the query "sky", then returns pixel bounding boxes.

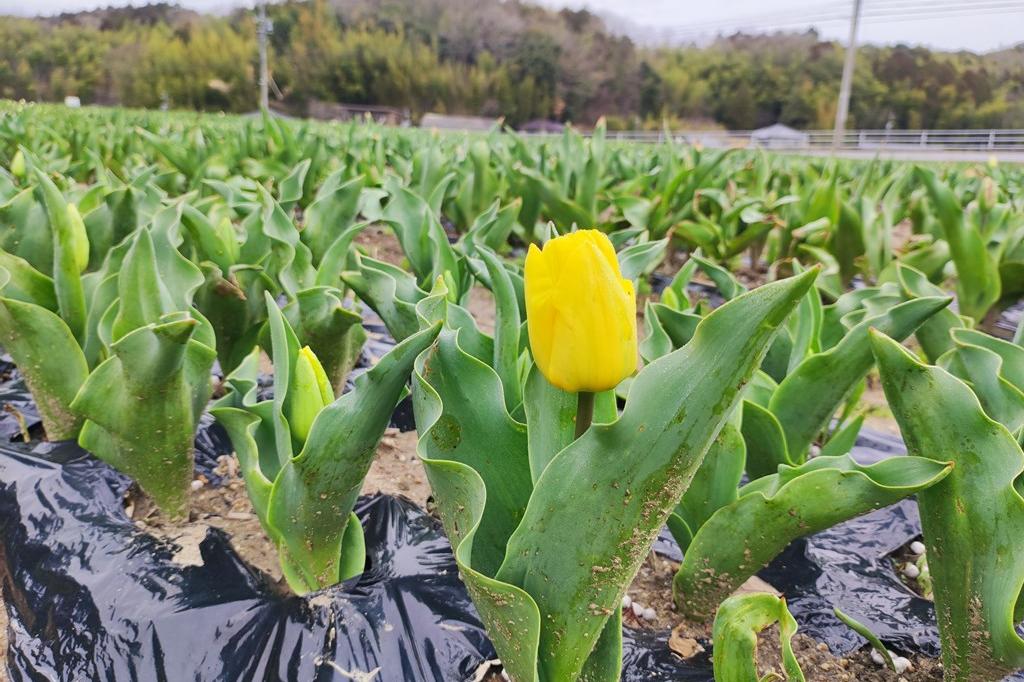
[4,0,1022,53]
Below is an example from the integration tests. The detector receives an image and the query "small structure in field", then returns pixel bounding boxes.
[519,119,565,134]
[751,123,810,149]
[306,100,409,125]
[419,113,501,132]
[64,96,81,108]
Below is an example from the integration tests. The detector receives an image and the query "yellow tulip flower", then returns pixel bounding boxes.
[525,229,638,393]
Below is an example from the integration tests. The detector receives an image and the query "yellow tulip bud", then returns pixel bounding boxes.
[525,229,638,393]
[10,149,25,179]
[979,176,997,212]
[286,346,334,445]
[65,203,90,273]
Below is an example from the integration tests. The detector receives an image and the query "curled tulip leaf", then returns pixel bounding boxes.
[0,274,88,440]
[756,294,951,473]
[73,314,215,520]
[873,332,1024,680]
[915,167,1001,322]
[667,420,746,552]
[712,593,805,682]
[342,252,427,341]
[32,166,87,341]
[894,262,967,362]
[673,453,951,621]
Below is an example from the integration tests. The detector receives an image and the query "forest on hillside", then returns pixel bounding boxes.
[2,0,1023,129]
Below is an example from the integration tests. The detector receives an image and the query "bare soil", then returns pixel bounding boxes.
[131,427,430,587]
[862,371,901,437]
[621,552,942,681]
[354,225,407,266]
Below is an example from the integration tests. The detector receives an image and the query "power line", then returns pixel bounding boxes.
[663,2,1024,40]
[659,0,1024,34]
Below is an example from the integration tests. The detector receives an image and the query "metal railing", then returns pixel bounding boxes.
[589,128,1024,153]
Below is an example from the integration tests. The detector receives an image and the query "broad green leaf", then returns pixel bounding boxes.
[675,453,951,620]
[769,295,951,460]
[0,286,87,440]
[916,167,1000,322]
[73,315,214,520]
[872,332,1024,680]
[267,323,440,592]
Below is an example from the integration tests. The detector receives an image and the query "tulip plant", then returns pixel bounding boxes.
[0,162,217,518]
[213,293,440,593]
[712,593,804,682]
[413,228,821,682]
[873,333,1024,681]
[638,261,954,620]
[182,181,367,387]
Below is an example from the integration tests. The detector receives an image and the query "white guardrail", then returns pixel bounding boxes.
[526,128,1024,153]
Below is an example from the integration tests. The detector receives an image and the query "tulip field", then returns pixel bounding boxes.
[0,100,1023,682]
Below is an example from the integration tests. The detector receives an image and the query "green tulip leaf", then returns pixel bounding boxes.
[711,593,805,682]
[674,453,951,620]
[872,332,1024,680]
[768,295,951,461]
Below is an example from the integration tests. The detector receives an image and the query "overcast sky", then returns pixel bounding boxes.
[5,0,1022,53]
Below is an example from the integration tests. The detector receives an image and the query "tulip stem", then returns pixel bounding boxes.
[575,391,595,438]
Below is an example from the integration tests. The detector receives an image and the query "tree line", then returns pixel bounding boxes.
[2,0,1022,129]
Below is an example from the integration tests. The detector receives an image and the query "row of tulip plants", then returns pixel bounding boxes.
[2,102,1022,319]
[0,102,1022,681]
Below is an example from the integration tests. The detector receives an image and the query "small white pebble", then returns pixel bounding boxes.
[631,602,644,618]
[870,649,885,665]
[903,563,921,579]
[642,607,656,621]
[910,541,926,555]
[190,479,204,492]
[893,656,912,674]
[621,595,632,609]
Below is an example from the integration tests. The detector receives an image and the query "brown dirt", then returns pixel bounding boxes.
[131,427,431,587]
[362,429,432,508]
[466,286,496,335]
[131,455,285,583]
[354,225,406,266]
[890,218,915,254]
[605,550,943,681]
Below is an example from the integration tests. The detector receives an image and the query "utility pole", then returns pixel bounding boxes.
[832,0,863,149]
[257,2,270,112]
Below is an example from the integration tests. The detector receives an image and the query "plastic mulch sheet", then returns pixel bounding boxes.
[1,442,495,681]
[1,435,718,681]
